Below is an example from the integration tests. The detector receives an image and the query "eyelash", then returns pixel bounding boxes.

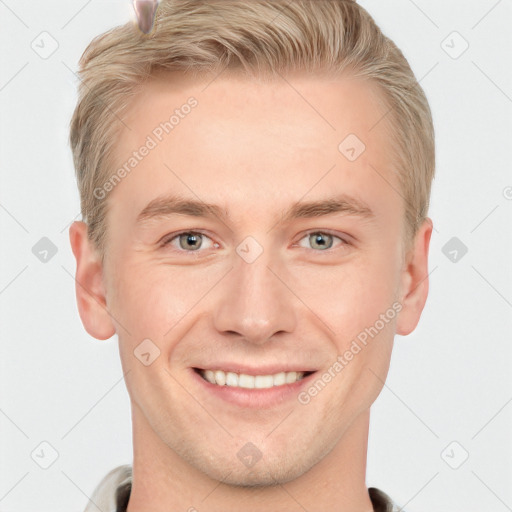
[160,230,351,254]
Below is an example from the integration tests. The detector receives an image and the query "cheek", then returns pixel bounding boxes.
[291,253,400,342]
[106,260,174,340]
[108,259,221,341]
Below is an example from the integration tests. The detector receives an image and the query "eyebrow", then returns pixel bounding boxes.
[135,193,375,225]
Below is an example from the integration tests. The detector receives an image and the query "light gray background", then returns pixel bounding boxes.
[1,1,511,511]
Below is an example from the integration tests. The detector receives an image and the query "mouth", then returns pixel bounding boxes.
[190,366,319,409]
[193,367,316,389]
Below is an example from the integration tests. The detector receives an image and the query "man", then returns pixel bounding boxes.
[69,0,434,510]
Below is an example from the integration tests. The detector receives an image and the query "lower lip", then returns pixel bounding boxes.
[190,368,317,409]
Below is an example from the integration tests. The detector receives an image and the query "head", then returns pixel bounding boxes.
[69,0,434,487]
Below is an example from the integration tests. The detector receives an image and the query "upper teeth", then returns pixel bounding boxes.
[200,369,305,389]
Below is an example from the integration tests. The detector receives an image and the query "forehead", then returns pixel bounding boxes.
[109,69,399,226]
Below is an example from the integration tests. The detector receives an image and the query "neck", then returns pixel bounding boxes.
[127,404,374,512]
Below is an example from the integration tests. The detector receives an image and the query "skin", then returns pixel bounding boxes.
[70,69,432,512]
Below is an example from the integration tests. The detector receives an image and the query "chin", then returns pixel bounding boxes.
[197,450,313,488]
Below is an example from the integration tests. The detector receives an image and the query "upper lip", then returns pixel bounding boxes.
[193,364,317,376]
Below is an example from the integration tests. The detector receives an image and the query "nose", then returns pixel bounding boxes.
[212,245,297,345]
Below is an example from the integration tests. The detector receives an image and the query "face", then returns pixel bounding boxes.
[72,70,431,487]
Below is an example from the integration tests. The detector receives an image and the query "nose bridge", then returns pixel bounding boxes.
[213,243,297,343]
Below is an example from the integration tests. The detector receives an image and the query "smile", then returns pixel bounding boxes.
[195,368,314,389]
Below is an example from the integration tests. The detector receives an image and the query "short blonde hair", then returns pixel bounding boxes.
[70,0,435,259]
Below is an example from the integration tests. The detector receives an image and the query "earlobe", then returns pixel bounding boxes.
[395,218,433,336]
[69,221,116,340]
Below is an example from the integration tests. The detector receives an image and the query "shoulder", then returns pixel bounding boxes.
[82,464,133,512]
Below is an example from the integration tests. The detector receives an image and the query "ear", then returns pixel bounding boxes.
[69,221,116,340]
[395,217,433,336]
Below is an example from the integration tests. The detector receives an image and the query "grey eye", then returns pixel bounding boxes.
[162,230,217,253]
[178,232,203,251]
[307,232,334,250]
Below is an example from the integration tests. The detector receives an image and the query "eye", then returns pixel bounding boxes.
[297,231,349,251]
[160,230,349,254]
[161,231,217,252]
